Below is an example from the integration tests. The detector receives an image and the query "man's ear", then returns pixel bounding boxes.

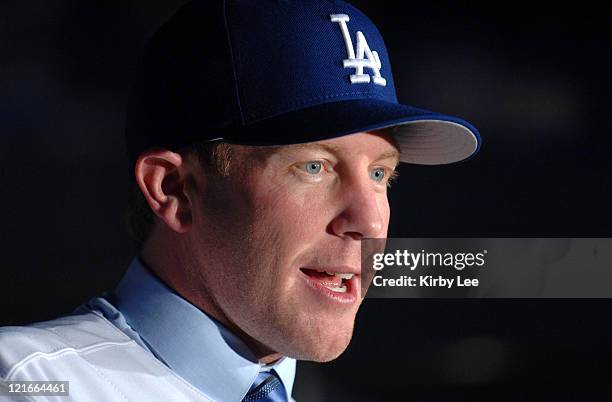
[134,149,192,234]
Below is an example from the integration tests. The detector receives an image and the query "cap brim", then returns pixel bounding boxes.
[221,98,481,165]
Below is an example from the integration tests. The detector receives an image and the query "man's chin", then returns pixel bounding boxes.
[306,345,350,363]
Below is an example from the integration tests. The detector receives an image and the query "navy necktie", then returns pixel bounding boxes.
[242,370,287,402]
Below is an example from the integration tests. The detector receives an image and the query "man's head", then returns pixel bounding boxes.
[124,0,480,363]
[133,130,399,362]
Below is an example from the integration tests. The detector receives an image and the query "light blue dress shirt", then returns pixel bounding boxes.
[80,258,296,402]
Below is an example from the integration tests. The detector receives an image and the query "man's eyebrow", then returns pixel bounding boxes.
[282,142,343,155]
[267,142,401,164]
[375,148,401,164]
[262,142,342,159]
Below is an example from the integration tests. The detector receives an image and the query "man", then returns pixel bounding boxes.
[0,0,480,401]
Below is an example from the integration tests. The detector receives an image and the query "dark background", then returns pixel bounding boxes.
[2,1,611,401]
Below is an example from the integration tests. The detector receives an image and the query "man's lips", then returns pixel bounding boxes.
[300,265,360,275]
[299,267,360,303]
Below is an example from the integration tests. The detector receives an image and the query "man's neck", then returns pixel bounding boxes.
[139,241,284,365]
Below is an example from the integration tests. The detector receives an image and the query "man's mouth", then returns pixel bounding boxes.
[300,268,354,293]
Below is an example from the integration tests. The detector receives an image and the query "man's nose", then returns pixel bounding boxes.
[329,179,386,240]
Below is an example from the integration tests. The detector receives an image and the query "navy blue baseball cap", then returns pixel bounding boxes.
[125,0,481,169]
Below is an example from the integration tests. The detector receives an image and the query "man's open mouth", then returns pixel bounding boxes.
[300,268,355,293]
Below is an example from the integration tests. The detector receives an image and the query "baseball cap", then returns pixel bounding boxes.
[125,0,481,169]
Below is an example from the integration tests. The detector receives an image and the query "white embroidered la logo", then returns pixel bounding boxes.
[330,14,387,86]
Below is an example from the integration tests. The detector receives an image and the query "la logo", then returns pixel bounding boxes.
[330,14,387,86]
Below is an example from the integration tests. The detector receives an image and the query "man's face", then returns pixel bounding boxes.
[184,132,399,362]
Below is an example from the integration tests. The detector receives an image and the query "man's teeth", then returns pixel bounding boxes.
[324,271,354,280]
[325,284,347,293]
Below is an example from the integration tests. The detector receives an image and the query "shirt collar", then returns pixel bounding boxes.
[113,257,296,402]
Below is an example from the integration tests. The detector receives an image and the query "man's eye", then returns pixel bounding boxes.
[302,161,323,174]
[370,168,386,182]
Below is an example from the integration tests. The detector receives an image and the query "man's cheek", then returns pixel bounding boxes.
[261,187,329,224]
[379,196,391,233]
